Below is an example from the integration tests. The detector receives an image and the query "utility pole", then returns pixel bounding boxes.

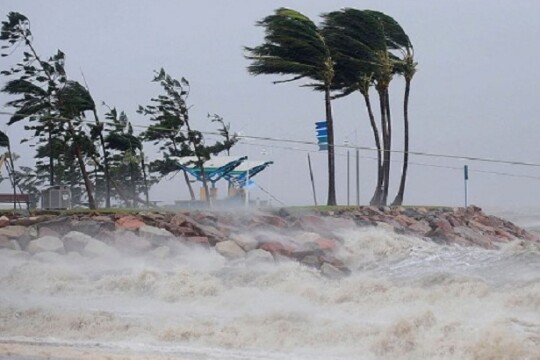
[356,148,360,206]
[345,138,350,206]
[307,153,318,206]
[464,165,469,207]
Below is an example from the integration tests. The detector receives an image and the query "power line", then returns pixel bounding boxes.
[1,110,540,170]
[242,140,540,182]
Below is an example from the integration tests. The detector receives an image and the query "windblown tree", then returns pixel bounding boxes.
[139,69,236,205]
[1,12,98,208]
[322,8,387,205]
[104,107,153,207]
[0,130,18,209]
[245,8,338,206]
[322,9,415,206]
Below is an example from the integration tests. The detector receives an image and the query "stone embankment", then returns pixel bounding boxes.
[0,205,537,277]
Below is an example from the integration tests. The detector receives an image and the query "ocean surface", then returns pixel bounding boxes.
[0,210,539,359]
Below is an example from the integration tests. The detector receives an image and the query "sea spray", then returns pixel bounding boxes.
[0,220,539,359]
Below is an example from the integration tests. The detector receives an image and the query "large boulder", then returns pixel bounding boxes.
[82,238,119,257]
[115,215,145,231]
[114,230,153,253]
[230,233,258,252]
[62,231,94,252]
[215,240,245,259]
[0,225,28,239]
[26,236,64,254]
[138,225,174,245]
[245,249,274,265]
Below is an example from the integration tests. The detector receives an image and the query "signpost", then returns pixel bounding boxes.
[315,121,328,151]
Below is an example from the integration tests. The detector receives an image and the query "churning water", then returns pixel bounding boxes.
[1,213,540,359]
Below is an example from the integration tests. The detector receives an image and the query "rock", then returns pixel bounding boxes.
[245,249,274,265]
[0,225,28,239]
[301,255,322,268]
[0,236,21,251]
[376,222,395,233]
[316,238,337,252]
[38,227,61,238]
[321,263,346,279]
[0,235,10,249]
[115,215,145,231]
[139,225,174,245]
[215,240,246,259]
[62,231,94,252]
[114,231,153,253]
[83,238,119,257]
[33,251,63,262]
[65,251,84,262]
[186,236,210,246]
[36,217,73,236]
[0,216,10,228]
[8,240,21,251]
[260,241,295,257]
[149,246,171,259]
[407,220,431,235]
[26,236,64,254]
[230,233,258,251]
[70,219,107,236]
[255,214,289,228]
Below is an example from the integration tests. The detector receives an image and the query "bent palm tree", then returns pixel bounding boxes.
[322,8,387,205]
[245,8,337,206]
[362,10,415,206]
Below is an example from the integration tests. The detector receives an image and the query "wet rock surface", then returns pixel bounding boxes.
[0,205,537,277]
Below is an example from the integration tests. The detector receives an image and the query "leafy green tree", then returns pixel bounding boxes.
[104,107,152,207]
[139,69,237,205]
[245,8,338,206]
[0,130,18,208]
[1,12,97,208]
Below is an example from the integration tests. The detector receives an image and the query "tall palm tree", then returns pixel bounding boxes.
[391,46,416,206]
[358,10,414,206]
[322,8,387,205]
[245,8,338,206]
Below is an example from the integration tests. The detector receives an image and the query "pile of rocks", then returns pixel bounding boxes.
[0,206,537,277]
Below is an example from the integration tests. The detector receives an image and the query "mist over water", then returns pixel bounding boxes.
[1,215,540,359]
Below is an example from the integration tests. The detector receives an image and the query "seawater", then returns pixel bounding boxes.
[0,214,539,359]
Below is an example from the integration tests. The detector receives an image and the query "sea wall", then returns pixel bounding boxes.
[0,205,537,277]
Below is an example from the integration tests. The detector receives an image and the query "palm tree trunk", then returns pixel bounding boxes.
[362,92,383,206]
[92,109,111,208]
[325,86,337,206]
[377,88,388,206]
[381,88,392,205]
[392,77,411,206]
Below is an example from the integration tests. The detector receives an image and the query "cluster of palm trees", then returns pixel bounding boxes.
[245,8,416,206]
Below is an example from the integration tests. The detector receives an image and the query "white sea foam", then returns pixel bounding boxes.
[0,218,539,359]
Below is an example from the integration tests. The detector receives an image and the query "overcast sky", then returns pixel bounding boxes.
[1,0,540,209]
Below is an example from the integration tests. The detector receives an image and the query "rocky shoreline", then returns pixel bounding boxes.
[0,205,538,277]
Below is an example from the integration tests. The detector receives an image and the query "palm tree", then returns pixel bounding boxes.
[245,8,338,206]
[391,45,416,206]
[356,10,414,206]
[321,9,387,205]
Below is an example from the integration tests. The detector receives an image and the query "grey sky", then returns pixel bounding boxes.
[1,0,540,208]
